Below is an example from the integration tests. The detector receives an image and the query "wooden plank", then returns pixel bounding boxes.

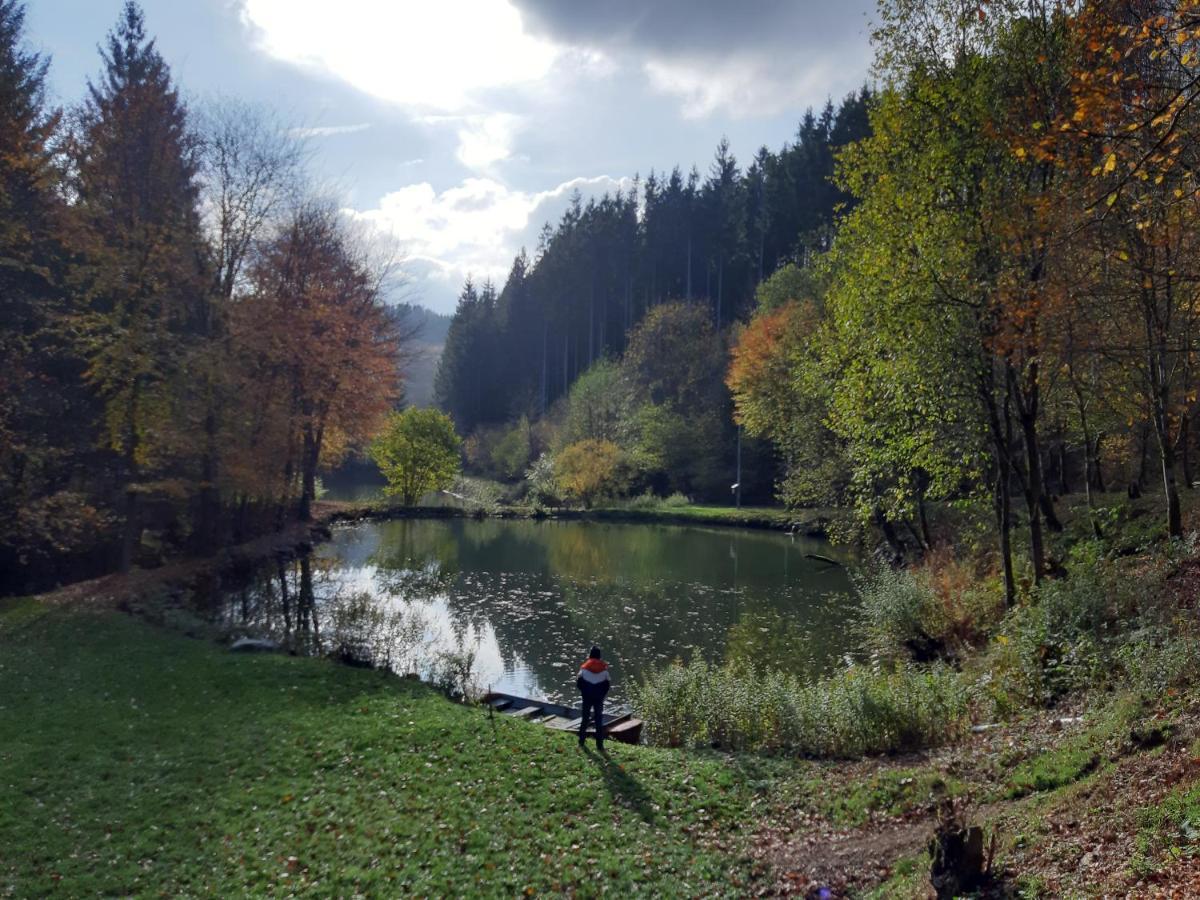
[539,716,576,730]
[507,706,544,719]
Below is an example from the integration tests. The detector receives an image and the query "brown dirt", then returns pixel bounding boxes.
[746,697,1200,898]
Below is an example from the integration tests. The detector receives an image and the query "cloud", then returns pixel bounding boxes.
[289,123,372,138]
[511,0,875,117]
[238,0,560,111]
[644,53,851,120]
[454,113,523,171]
[351,174,633,311]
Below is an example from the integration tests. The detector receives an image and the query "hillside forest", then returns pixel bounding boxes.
[8,0,1200,607]
[436,0,1200,606]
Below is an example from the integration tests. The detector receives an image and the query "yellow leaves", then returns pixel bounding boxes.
[1103,152,1117,174]
[1014,147,1027,160]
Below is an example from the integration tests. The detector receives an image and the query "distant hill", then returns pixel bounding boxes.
[393,304,451,408]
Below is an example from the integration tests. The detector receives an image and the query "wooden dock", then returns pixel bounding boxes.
[482,692,644,744]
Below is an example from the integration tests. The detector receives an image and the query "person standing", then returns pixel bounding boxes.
[576,645,611,750]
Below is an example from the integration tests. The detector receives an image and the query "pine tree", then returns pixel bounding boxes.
[72,1,208,570]
[0,0,93,587]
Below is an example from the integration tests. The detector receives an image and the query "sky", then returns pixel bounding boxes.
[27,0,876,314]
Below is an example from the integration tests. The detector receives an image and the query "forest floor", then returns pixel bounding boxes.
[7,590,1200,897]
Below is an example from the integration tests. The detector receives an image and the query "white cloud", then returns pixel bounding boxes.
[350,174,633,311]
[644,50,867,119]
[239,0,560,111]
[454,113,523,170]
[289,123,372,138]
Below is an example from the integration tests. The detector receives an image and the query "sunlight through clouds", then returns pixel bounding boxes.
[238,0,559,111]
[350,175,633,290]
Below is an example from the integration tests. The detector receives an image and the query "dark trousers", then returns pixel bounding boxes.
[579,695,604,746]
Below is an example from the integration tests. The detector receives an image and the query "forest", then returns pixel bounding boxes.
[13,0,1200,894]
[0,1,412,592]
[438,0,1200,606]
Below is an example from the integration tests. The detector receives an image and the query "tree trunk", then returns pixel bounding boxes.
[1153,405,1184,538]
[299,427,319,521]
[1073,388,1102,539]
[995,463,1015,608]
[119,383,142,573]
[1092,433,1106,493]
[1182,413,1193,490]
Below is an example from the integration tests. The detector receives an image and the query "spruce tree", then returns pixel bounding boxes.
[72,1,208,570]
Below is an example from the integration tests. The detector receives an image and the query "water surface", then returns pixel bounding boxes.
[211,518,855,706]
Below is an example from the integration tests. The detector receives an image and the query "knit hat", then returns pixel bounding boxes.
[588,645,603,659]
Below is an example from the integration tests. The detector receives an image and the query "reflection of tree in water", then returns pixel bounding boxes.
[724,607,837,680]
[210,554,426,672]
[203,519,857,704]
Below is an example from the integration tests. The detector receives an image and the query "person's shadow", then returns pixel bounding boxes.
[582,745,657,824]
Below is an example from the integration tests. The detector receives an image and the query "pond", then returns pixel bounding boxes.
[208,518,856,706]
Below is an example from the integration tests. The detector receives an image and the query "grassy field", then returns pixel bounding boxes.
[0,599,781,897]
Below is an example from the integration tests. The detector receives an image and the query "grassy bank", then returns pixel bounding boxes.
[327,498,832,535]
[0,600,779,897]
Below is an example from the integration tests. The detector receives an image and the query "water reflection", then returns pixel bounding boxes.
[206,518,855,705]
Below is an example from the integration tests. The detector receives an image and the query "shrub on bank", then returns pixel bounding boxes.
[633,658,969,757]
[856,553,1004,664]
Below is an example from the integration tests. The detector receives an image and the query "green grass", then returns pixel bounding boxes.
[1005,695,1143,798]
[1133,781,1200,874]
[0,603,777,897]
[589,504,805,529]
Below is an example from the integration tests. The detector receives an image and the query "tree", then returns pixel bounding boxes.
[71,1,208,570]
[554,439,628,507]
[369,408,461,506]
[1047,0,1200,539]
[233,200,403,520]
[728,292,847,510]
[562,359,629,445]
[0,0,100,587]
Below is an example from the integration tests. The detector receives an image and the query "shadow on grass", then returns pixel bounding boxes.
[583,745,657,824]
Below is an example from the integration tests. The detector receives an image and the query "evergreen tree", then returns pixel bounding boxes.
[0,0,97,585]
[71,1,208,570]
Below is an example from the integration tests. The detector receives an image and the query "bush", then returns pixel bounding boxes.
[856,554,1005,665]
[554,439,631,507]
[633,658,969,757]
[523,453,559,507]
[449,476,505,514]
[490,417,532,481]
[623,491,664,511]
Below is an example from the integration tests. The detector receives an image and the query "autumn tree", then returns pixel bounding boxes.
[727,270,849,511]
[232,200,403,520]
[554,439,628,507]
[1049,0,1200,538]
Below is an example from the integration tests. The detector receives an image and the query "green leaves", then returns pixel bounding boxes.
[369,409,461,507]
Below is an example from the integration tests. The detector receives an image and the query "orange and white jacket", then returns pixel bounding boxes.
[576,658,611,701]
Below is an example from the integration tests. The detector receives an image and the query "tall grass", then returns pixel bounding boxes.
[633,659,969,757]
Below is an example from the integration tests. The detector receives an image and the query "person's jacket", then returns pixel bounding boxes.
[576,658,611,702]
